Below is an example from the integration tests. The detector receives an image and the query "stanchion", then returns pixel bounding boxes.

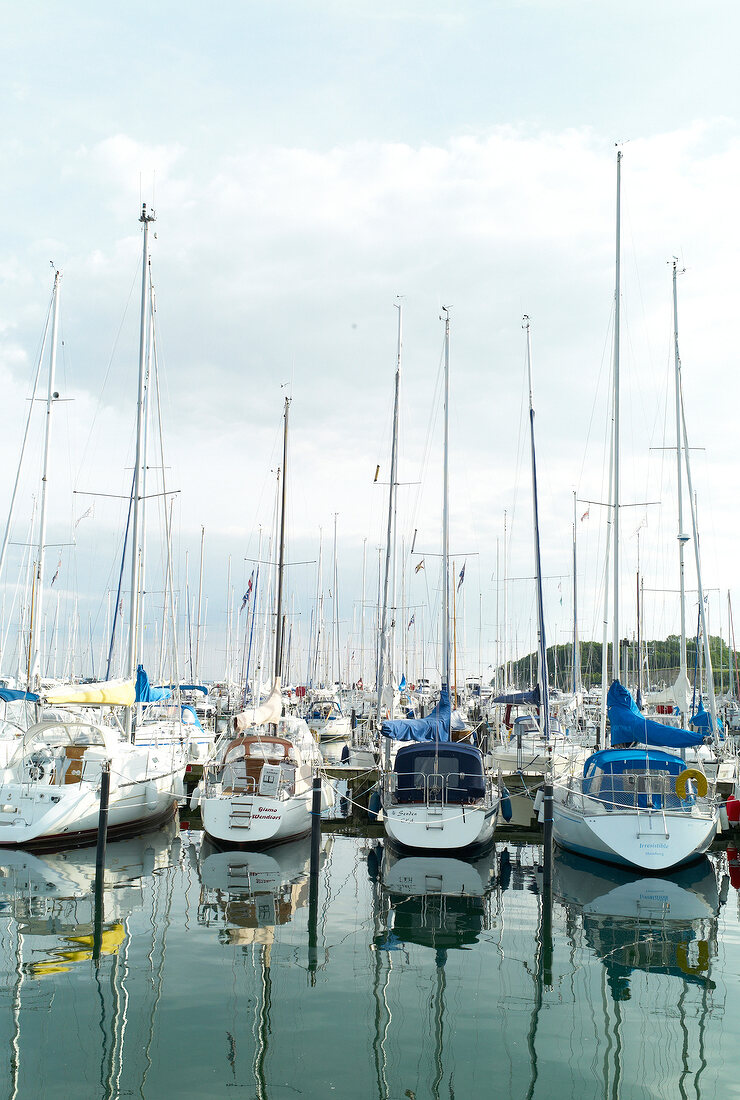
[92,759,111,965]
[308,773,321,981]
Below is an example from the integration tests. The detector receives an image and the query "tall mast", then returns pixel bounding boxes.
[377,301,402,737]
[274,396,290,682]
[194,525,205,681]
[572,491,579,695]
[673,258,689,723]
[441,307,451,687]
[680,385,720,744]
[611,149,622,684]
[360,536,367,686]
[29,268,61,689]
[332,512,341,691]
[523,316,550,739]
[126,204,155,725]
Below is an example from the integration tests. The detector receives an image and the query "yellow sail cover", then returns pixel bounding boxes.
[43,679,136,706]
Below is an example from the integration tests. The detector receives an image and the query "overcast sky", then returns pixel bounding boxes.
[1,2,739,685]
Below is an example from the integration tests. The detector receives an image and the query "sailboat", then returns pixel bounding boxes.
[197,397,333,847]
[379,309,501,852]
[551,152,719,871]
[0,220,189,848]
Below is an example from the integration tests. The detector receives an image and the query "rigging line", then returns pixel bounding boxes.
[74,256,141,486]
[0,285,54,590]
[105,467,136,680]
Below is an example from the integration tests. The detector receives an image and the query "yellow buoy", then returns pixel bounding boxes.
[675,768,708,800]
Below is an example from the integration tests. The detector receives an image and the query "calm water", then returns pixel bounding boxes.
[0,820,739,1100]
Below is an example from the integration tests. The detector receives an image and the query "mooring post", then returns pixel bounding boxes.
[542,775,553,888]
[541,773,554,986]
[92,759,111,965]
[308,772,321,980]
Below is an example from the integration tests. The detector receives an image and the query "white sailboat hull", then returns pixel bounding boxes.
[0,775,179,849]
[552,797,719,871]
[202,782,333,847]
[383,800,498,853]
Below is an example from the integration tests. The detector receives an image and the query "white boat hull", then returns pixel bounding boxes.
[202,781,334,847]
[552,797,719,871]
[383,800,498,853]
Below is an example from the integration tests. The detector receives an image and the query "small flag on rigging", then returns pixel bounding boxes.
[415,559,425,574]
[457,562,466,591]
[240,571,254,613]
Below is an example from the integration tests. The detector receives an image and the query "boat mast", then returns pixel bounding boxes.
[125,204,155,735]
[673,258,689,724]
[680,383,720,745]
[274,396,290,683]
[441,307,451,689]
[29,268,61,690]
[572,491,580,696]
[611,148,622,684]
[377,301,402,745]
[523,316,550,740]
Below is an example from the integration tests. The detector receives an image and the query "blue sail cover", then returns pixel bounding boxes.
[690,697,723,734]
[381,685,451,742]
[492,684,540,706]
[0,688,39,703]
[135,665,172,704]
[607,680,704,748]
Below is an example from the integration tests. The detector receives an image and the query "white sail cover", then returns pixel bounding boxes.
[645,670,691,715]
[43,679,136,706]
[233,678,283,732]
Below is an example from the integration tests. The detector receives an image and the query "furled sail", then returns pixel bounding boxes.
[44,679,136,706]
[381,684,451,742]
[644,670,691,715]
[233,677,283,732]
[607,680,704,748]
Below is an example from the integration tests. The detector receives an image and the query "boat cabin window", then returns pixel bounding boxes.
[394,748,485,803]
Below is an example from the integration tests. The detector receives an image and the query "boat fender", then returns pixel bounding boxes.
[675,768,708,801]
[501,787,512,823]
[675,940,709,976]
[727,795,740,825]
[189,784,203,813]
[367,789,382,822]
[533,788,544,821]
[341,744,350,764]
[727,844,740,890]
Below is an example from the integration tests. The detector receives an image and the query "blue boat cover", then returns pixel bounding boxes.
[135,665,172,703]
[608,680,704,748]
[181,704,204,730]
[0,688,38,703]
[163,683,209,695]
[690,697,723,734]
[492,684,540,706]
[381,685,451,742]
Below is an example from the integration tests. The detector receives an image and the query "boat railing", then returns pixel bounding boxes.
[557,771,715,818]
[384,769,490,808]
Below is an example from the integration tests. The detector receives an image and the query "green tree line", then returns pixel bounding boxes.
[498,635,740,693]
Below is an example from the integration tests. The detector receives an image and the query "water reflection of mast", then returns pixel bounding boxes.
[368,844,391,1100]
[431,956,446,1100]
[252,943,272,1100]
[524,858,553,1100]
[9,922,23,1100]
